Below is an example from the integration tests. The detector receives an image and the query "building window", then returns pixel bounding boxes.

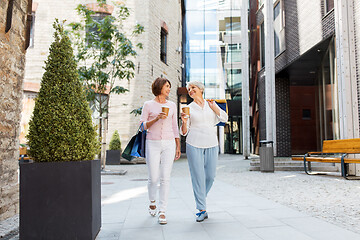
[273,0,285,56]
[325,0,334,13]
[302,109,311,120]
[160,28,168,63]
[260,22,265,68]
[6,0,15,33]
[29,12,35,48]
[227,69,242,89]
[86,12,110,46]
[258,0,264,9]
[227,43,241,63]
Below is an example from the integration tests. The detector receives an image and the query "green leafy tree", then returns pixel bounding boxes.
[27,20,99,162]
[109,130,121,151]
[68,0,144,162]
[130,106,142,116]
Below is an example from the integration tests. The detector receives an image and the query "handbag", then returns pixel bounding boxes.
[121,123,147,161]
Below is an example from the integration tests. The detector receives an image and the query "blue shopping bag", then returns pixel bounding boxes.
[122,123,147,161]
[130,123,147,158]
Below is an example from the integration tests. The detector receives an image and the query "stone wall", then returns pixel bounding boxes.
[0,0,28,220]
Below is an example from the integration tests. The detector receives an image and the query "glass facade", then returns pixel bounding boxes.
[183,0,243,154]
[318,38,339,142]
[184,0,242,100]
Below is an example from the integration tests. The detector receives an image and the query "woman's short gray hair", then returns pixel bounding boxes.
[186,81,205,92]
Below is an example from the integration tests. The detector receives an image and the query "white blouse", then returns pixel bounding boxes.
[180,101,228,148]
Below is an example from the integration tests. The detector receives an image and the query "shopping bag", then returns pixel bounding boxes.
[122,123,147,161]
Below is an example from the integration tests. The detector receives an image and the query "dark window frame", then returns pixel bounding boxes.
[5,0,15,33]
[29,11,35,48]
[160,28,168,64]
[260,22,265,68]
[86,12,111,47]
[325,0,334,13]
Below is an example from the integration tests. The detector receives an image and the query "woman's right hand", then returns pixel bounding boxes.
[180,112,189,123]
[156,112,167,120]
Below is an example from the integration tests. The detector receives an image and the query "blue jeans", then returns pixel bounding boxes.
[186,143,219,210]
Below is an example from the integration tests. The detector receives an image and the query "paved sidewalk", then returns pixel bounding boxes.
[2,155,360,239]
[98,157,360,240]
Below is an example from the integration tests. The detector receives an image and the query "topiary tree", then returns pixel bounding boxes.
[27,19,99,162]
[109,130,121,151]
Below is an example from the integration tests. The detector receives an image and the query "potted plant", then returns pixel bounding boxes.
[106,130,121,165]
[20,20,101,240]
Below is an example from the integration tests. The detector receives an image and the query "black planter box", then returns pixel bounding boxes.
[20,160,101,240]
[106,150,121,165]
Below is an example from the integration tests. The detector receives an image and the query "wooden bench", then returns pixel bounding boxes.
[292,138,360,179]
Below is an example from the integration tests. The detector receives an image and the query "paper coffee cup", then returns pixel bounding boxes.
[182,106,190,117]
[162,106,170,116]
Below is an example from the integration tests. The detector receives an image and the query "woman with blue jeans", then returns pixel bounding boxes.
[180,81,228,222]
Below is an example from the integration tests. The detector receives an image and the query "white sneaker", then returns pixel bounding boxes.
[158,212,167,225]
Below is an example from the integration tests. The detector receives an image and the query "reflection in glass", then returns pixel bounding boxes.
[205,0,232,10]
[204,11,219,52]
[185,0,205,10]
[186,52,205,83]
[204,52,224,99]
[227,44,241,62]
[184,0,244,154]
[185,1,243,100]
[186,11,204,52]
[231,0,241,9]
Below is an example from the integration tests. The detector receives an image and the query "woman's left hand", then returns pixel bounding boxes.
[207,99,221,116]
[207,99,217,111]
[174,147,181,161]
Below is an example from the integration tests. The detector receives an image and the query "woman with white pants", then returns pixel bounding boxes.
[140,77,181,225]
[180,81,228,222]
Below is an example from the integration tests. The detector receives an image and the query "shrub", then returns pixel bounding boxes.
[109,130,121,151]
[27,20,99,162]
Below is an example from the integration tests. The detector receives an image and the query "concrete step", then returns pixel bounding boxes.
[250,158,339,172]
[249,165,339,171]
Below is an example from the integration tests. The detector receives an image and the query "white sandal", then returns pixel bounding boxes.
[149,201,157,217]
[158,212,167,225]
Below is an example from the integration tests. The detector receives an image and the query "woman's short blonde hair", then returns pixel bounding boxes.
[186,81,205,93]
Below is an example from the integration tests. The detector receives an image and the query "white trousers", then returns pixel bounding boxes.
[145,139,176,212]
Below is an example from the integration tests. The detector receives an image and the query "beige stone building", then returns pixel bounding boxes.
[0,0,31,220]
[22,0,183,153]
[106,0,183,147]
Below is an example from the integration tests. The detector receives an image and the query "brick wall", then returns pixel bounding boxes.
[0,0,28,220]
[276,78,291,156]
[322,10,335,40]
[107,0,182,146]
